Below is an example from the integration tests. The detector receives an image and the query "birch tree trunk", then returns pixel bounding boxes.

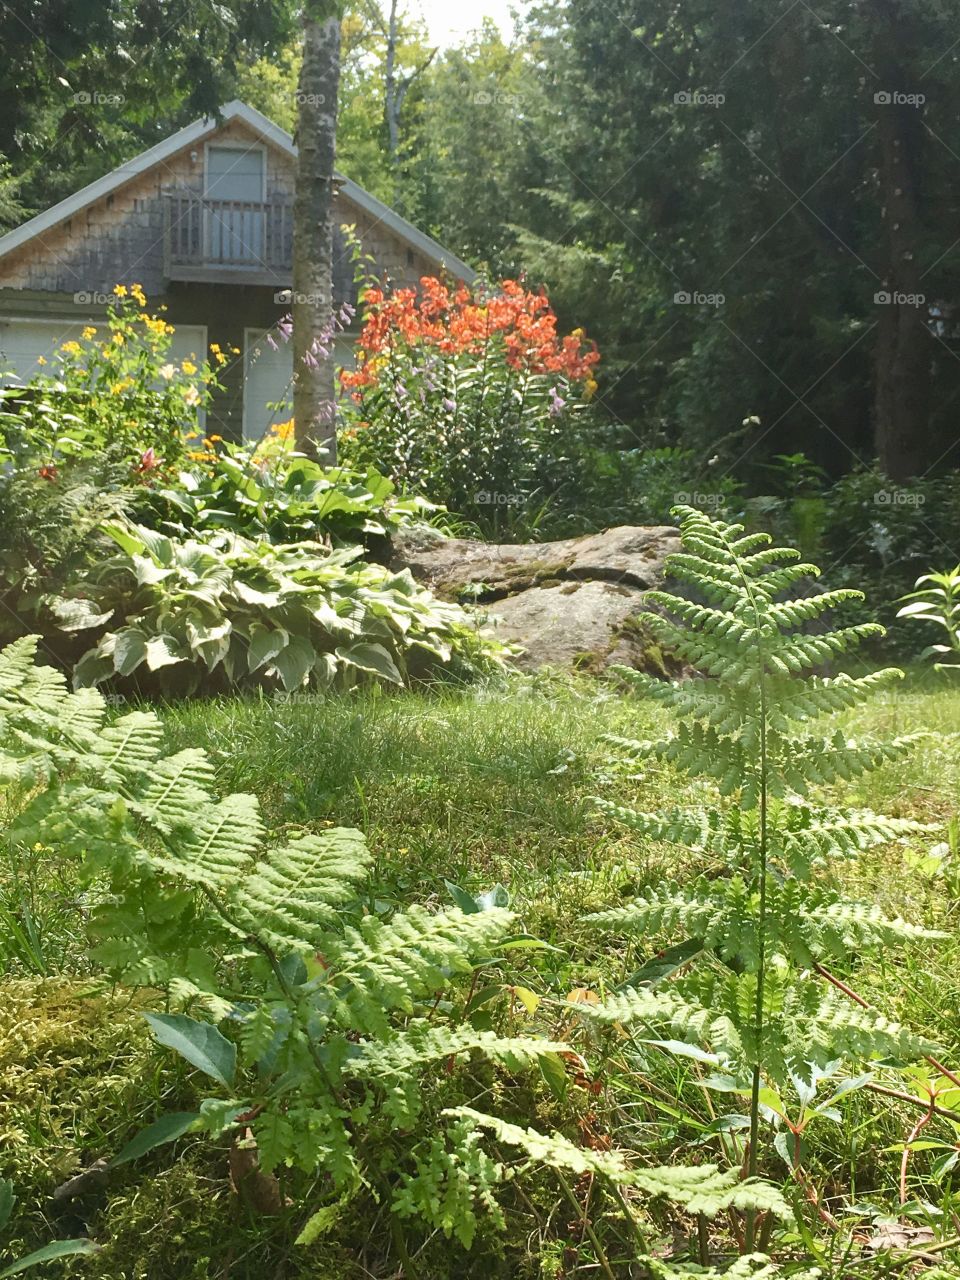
[293,3,342,460]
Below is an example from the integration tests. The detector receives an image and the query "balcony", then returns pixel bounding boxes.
[163,191,292,285]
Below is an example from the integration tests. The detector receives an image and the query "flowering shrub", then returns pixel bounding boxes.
[0,285,219,482]
[338,276,600,526]
[0,292,502,687]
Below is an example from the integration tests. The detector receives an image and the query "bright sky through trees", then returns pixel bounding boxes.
[410,0,516,46]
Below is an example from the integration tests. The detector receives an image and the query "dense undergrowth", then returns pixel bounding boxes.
[3,665,960,1278]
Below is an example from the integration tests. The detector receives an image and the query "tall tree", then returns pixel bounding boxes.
[375,0,436,192]
[870,0,934,481]
[482,0,960,480]
[293,2,343,459]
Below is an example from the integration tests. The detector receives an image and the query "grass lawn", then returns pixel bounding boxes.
[4,668,960,1278]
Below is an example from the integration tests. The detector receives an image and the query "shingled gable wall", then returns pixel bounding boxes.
[0,118,438,298]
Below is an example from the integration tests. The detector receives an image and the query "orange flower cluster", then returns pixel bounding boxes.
[340,277,600,393]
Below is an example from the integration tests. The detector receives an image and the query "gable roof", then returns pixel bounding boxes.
[0,99,476,282]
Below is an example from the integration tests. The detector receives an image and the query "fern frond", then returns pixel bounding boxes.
[227,828,371,952]
[93,710,164,783]
[768,669,904,725]
[447,1108,793,1218]
[151,792,265,890]
[590,800,743,854]
[352,1022,567,1079]
[572,984,744,1063]
[128,748,217,834]
[779,731,920,791]
[329,906,513,1033]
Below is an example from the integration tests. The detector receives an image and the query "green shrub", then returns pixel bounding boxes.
[0,291,219,650]
[896,566,960,673]
[0,288,217,482]
[816,467,960,641]
[141,437,436,551]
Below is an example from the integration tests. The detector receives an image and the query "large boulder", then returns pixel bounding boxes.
[390,524,681,672]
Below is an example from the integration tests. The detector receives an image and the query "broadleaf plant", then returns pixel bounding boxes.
[896,565,960,672]
[1,635,787,1266]
[584,506,943,1248]
[42,519,500,693]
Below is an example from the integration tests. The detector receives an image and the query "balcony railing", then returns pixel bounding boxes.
[163,191,292,283]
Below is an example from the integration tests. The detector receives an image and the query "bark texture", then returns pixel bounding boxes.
[871,0,932,481]
[293,6,342,460]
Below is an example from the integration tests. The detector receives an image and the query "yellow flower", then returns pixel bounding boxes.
[113,284,128,297]
[231,346,240,355]
[209,343,221,353]
[130,283,146,306]
[60,340,81,355]
[109,378,133,395]
[583,376,598,401]
[206,433,223,442]
[182,385,201,407]
[81,326,97,340]
[181,359,197,375]
[111,332,125,346]
[158,363,176,380]
[36,356,47,366]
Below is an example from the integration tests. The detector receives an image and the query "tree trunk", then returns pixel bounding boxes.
[383,0,401,161]
[293,4,342,460]
[871,0,931,481]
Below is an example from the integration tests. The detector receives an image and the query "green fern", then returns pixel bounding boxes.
[1,633,794,1266]
[586,507,942,1244]
[446,1108,793,1218]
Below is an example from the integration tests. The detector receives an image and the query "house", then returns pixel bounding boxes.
[0,100,475,440]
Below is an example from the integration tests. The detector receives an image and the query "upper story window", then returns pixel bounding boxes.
[204,145,266,262]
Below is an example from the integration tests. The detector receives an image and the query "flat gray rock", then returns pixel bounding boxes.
[391,524,681,672]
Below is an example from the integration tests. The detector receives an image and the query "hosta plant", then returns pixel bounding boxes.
[2,637,788,1267]
[143,436,437,550]
[896,566,960,673]
[43,519,497,692]
[582,506,943,1245]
